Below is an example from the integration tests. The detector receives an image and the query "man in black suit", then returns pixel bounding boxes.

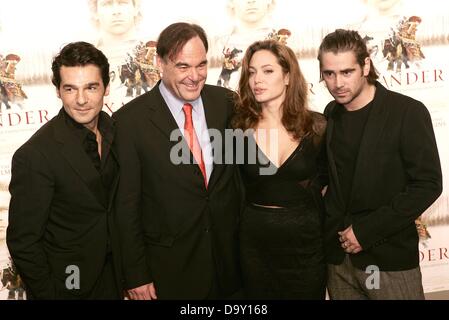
[114,22,242,300]
[7,42,121,299]
[316,29,442,299]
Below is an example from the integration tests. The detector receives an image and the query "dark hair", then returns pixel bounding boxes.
[232,39,314,140]
[317,29,378,84]
[51,41,110,88]
[157,22,208,62]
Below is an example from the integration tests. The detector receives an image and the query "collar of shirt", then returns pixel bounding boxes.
[62,108,115,157]
[63,108,92,143]
[158,81,213,181]
[158,81,205,134]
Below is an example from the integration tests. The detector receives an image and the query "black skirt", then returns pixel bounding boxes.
[239,202,326,300]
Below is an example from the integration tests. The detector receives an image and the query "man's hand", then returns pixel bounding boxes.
[127,282,157,300]
[338,225,363,254]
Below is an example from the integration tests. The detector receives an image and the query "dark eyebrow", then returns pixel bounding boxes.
[341,68,356,73]
[175,59,208,68]
[62,82,100,89]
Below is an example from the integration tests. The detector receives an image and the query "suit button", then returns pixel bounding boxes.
[204,228,209,233]
[205,196,209,201]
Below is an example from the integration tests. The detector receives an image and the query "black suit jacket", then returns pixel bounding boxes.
[113,83,242,299]
[7,109,121,299]
[318,82,442,271]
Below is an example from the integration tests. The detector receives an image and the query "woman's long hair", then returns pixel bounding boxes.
[232,39,314,140]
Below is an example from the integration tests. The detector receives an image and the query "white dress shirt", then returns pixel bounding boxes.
[159,81,213,182]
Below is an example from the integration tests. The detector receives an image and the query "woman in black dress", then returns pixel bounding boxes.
[232,39,327,299]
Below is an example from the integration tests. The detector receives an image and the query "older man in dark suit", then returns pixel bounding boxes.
[114,22,242,300]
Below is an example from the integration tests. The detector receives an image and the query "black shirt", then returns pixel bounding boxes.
[331,101,373,207]
[63,109,118,206]
[240,132,324,208]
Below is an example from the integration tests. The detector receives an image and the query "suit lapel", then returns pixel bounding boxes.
[326,106,346,208]
[146,85,206,188]
[54,109,107,207]
[145,84,229,191]
[145,86,182,140]
[346,83,390,211]
[202,87,227,191]
[108,145,120,212]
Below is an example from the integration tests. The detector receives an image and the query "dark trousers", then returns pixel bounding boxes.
[87,253,121,300]
[26,253,121,300]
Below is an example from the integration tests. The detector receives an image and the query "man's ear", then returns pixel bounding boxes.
[157,55,164,77]
[363,56,371,76]
[104,84,110,97]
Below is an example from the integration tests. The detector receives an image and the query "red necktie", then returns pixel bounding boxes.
[183,103,207,188]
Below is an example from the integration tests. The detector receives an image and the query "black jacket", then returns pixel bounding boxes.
[113,83,242,299]
[7,109,122,299]
[317,82,442,271]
